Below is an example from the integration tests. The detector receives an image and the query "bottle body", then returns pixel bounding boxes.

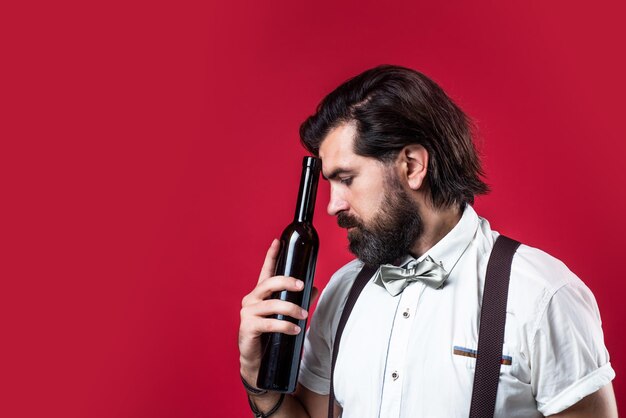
[256,222,318,393]
[257,156,321,393]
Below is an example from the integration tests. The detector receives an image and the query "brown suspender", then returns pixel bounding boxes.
[469,235,520,418]
[326,235,520,418]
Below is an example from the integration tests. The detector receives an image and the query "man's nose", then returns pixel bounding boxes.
[327,188,349,216]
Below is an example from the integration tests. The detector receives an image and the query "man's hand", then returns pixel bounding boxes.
[239,239,311,385]
[238,239,324,418]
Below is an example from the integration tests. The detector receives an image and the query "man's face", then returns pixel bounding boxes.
[319,123,423,265]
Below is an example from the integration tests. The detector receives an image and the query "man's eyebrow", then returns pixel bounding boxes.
[323,168,354,181]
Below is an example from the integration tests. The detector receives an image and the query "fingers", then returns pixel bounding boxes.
[258,239,280,283]
[238,301,303,376]
[258,318,302,335]
[240,279,309,340]
[243,275,304,306]
[247,298,309,321]
[243,317,302,337]
[240,299,306,337]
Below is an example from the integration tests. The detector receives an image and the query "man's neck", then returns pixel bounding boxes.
[410,204,463,258]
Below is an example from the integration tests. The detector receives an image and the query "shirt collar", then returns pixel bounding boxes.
[397,204,480,277]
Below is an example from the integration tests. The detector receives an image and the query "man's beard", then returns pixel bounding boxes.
[337,174,423,266]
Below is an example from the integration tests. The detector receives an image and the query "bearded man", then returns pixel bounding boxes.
[238,65,617,417]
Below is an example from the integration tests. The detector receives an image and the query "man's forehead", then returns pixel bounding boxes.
[319,123,359,177]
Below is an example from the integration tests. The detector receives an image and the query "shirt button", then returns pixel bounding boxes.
[402,309,410,318]
[391,371,399,380]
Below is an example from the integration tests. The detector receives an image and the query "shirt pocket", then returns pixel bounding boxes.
[452,344,513,370]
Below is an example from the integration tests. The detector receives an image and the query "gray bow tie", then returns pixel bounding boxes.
[373,256,448,296]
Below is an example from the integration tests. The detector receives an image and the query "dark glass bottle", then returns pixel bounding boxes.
[257,156,321,393]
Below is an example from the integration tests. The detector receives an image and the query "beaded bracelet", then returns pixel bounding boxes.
[247,393,285,418]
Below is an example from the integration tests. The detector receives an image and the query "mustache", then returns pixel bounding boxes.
[337,212,362,229]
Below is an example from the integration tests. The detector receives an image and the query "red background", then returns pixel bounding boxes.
[1,1,625,417]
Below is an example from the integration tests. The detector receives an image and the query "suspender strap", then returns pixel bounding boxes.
[327,264,377,418]
[469,235,520,418]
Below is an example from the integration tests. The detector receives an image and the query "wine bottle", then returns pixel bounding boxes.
[257,156,321,393]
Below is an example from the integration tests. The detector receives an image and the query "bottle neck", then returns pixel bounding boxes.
[294,157,320,223]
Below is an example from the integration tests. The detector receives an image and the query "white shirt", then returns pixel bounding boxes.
[299,205,614,417]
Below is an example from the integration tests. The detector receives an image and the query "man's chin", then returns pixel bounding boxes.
[346,229,361,242]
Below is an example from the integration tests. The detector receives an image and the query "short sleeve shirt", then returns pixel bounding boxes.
[298,205,615,417]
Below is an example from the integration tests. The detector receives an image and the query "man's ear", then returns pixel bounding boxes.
[398,144,428,190]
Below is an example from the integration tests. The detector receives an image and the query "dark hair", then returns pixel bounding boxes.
[299,64,489,208]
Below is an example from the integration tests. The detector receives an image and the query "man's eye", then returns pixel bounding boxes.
[339,177,353,186]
